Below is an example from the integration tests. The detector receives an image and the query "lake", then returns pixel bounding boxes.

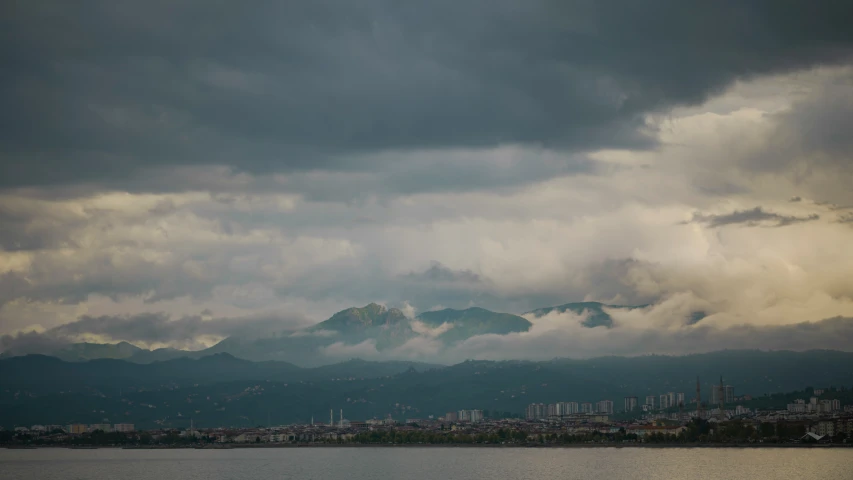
[2,447,852,479]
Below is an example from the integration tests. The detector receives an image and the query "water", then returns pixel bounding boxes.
[1,447,851,479]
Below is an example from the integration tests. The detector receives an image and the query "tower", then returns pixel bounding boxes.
[696,376,703,419]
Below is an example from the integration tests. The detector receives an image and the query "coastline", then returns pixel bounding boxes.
[8,443,850,450]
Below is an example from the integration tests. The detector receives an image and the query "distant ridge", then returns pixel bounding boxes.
[1,301,707,364]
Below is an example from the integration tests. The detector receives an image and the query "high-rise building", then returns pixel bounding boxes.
[667,392,676,409]
[568,402,579,414]
[659,394,670,410]
[645,396,656,409]
[675,393,685,407]
[624,396,638,412]
[596,400,614,414]
[711,385,735,405]
[470,410,484,423]
[580,402,593,413]
[526,403,546,420]
[547,404,557,417]
[445,412,458,422]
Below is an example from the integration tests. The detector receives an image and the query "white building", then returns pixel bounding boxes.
[596,400,614,414]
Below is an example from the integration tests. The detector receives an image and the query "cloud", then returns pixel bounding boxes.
[688,207,820,228]
[402,262,482,285]
[431,315,853,363]
[837,213,853,225]
[1,5,853,359]
[409,320,455,339]
[3,1,853,191]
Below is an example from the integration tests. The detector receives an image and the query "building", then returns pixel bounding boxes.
[735,406,750,416]
[667,393,676,409]
[68,424,87,434]
[710,385,734,405]
[816,420,835,437]
[813,389,825,396]
[645,396,656,409]
[458,410,482,422]
[526,403,546,420]
[580,403,593,414]
[675,393,685,407]
[624,396,638,412]
[547,404,557,417]
[566,402,579,414]
[831,399,841,412]
[659,394,670,410]
[113,424,135,433]
[596,400,614,414]
[445,412,458,422]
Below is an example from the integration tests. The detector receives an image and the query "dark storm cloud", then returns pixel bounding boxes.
[3,0,853,190]
[689,207,820,228]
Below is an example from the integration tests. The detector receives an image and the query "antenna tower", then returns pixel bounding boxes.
[696,376,703,419]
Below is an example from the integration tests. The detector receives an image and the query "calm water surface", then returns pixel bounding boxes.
[1,447,852,480]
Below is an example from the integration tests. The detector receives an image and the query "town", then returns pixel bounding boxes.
[4,381,852,447]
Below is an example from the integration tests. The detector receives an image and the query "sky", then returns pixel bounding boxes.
[2,1,853,360]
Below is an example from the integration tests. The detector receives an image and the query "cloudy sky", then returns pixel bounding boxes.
[2,1,853,359]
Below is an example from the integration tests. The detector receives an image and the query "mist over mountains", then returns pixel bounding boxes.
[1,301,719,366]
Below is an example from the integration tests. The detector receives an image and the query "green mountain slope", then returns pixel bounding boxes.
[3,350,852,429]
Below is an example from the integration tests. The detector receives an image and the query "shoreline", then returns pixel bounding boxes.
[7,443,850,450]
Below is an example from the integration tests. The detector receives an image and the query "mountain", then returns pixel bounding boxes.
[55,341,144,361]
[187,304,534,364]
[0,301,704,364]
[311,303,414,350]
[415,307,531,342]
[0,341,144,362]
[2,350,852,429]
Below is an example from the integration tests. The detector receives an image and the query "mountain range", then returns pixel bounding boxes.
[2,350,851,429]
[2,301,675,365]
